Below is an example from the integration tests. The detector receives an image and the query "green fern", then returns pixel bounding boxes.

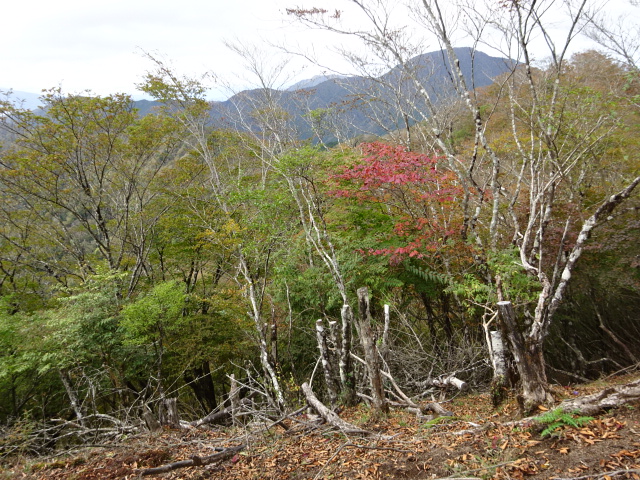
[405,264,453,287]
[536,408,594,438]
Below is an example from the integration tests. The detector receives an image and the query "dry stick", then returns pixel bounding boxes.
[350,352,453,416]
[137,444,245,476]
[301,382,370,435]
[138,405,308,476]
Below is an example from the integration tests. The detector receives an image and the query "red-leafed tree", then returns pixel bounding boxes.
[331,142,468,266]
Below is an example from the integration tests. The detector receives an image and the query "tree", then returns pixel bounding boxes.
[0,90,181,295]
[291,0,640,411]
[140,59,295,410]
[121,280,187,397]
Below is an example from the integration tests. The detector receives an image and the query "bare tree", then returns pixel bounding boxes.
[583,0,640,71]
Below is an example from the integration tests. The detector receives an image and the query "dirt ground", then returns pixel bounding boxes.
[3,373,640,480]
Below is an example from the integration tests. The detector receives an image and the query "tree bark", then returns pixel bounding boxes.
[497,301,553,413]
[557,379,640,416]
[380,304,391,363]
[316,319,339,406]
[488,329,509,406]
[142,409,162,432]
[339,304,356,405]
[138,444,245,476]
[229,373,241,426]
[159,397,181,428]
[432,376,469,392]
[356,287,389,417]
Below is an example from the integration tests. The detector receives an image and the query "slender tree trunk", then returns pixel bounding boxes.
[59,370,84,426]
[487,329,509,406]
[228,373,241,426]
[270,305,278,365]
[356,287,389,417]
[339,304,356,405]
[239,256,285,410]
[380,304,391,363]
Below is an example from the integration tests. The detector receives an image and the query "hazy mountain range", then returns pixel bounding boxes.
[4,48,513,141]
[202,48,513,141]
[1,89,43,110]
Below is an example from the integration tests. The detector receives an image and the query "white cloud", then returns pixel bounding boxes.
[2,0,638,101]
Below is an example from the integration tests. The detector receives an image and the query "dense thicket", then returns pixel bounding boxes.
[1,0,639,454]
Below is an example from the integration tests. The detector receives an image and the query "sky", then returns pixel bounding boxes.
[2,0,638,104]
[3,0,341,101]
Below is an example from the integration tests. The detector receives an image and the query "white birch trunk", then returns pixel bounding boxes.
[489,330,508,380]
[316,319,339,406]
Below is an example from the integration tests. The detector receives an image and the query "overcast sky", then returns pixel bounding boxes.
[2,0,637,103]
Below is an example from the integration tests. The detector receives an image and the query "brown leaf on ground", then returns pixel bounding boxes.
[3,373,640,480]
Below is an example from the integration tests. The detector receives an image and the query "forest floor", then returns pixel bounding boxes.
[2,372,640,480]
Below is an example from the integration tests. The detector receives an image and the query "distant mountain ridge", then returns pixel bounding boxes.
[1,89,43,110]
[5,48,513,141]
[285,74,346,92]
[204,48,513,141]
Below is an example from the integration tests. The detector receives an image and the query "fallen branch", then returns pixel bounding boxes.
[557,378,640,416]
[301,382,370,435]
[189,407,232,428]
[351,353,453,416]
[358,393,453,417]
[137,444,245,476]
[498,378,640,431]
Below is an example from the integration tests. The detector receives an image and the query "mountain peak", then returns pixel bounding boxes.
[286,74,346,92]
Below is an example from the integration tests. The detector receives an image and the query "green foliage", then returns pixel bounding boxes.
[121,280,186,346]
[44,271,127,371]
[534,408,594,438]
[447,273,494,315]
[0,89,179,289]
[488,247,540,304]
[405,263,454,288]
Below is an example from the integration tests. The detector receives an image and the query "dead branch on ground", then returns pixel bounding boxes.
[137,444,245,476]
[301,382,371,435]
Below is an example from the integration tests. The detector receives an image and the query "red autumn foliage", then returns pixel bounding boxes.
[330,143,465,263]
